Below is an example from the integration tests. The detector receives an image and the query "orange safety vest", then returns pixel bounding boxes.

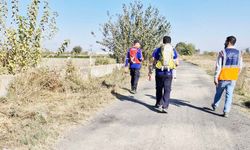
[218,49,241,81]
[129,47,141,64]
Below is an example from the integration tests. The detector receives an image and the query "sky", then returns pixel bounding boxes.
[19,0,250,52]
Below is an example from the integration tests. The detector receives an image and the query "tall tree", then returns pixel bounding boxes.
[0,0,69,74]
[97,1,171,63]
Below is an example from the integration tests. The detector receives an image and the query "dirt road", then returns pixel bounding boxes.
[56,62,250,150]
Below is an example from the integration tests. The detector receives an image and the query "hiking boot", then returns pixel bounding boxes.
[211,104,216,111]
[162,108,168,113]
[223,112,229,118]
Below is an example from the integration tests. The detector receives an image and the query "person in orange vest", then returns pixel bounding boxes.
[125,40,143,94]
[211,36,243,117]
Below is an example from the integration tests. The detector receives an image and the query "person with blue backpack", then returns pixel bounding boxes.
[148,36,178,113]
[125,40,144,94]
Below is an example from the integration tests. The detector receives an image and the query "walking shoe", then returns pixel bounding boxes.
[223,112,229,118]
[211,104,216,111]
[131,89,136,94]
[154,103,160,107]
[155,105,162,111]
[162,108,168,113]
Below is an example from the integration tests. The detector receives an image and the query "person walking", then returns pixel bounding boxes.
[125,40,143,94]
[211,36,243,117]
[148,36,178,113]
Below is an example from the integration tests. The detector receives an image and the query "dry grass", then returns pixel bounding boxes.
[182,55,216,76]
[183,54,250,110]
[0,61,131,149]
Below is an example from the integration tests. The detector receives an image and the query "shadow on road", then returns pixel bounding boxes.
[121,87,131,93]
[171,99,223,117]
[145,94,156,100]
[112,92,163,113]
[145,94,223,117]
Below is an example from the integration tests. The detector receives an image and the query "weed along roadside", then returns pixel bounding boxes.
[0,61,130,149]
[0,60,123,98]
[182,54,250,112]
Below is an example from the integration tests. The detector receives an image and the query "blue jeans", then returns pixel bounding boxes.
[213,80,236,113]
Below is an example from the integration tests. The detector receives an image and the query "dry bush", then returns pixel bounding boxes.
[0,62,130,149]
[236,67,250,96]
[236,55,250,107]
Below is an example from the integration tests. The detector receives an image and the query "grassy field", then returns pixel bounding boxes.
[183,54,250,110]
[0,61,138,149]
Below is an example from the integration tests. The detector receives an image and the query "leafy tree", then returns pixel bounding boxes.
[176,42,196,56]
[97,1,171,63]
[0,0,69,74]
[72,46,82,54]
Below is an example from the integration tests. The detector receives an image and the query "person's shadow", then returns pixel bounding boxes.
[145,94,223,117]
[112,91,163,113]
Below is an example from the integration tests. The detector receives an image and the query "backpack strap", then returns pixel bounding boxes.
[129,47,140,64]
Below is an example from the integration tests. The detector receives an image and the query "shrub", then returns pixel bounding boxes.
[0,62,130,149]
[72,46,82,54]
[95,57,115,65]
[176,42,196,56]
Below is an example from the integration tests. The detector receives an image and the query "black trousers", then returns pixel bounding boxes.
[155,74,173,109]
[130,68,140,91]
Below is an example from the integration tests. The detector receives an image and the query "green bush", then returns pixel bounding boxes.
[176,42,196,56]
[0,67,9,75]
[95,57,115,65]
[72,46,82,54]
